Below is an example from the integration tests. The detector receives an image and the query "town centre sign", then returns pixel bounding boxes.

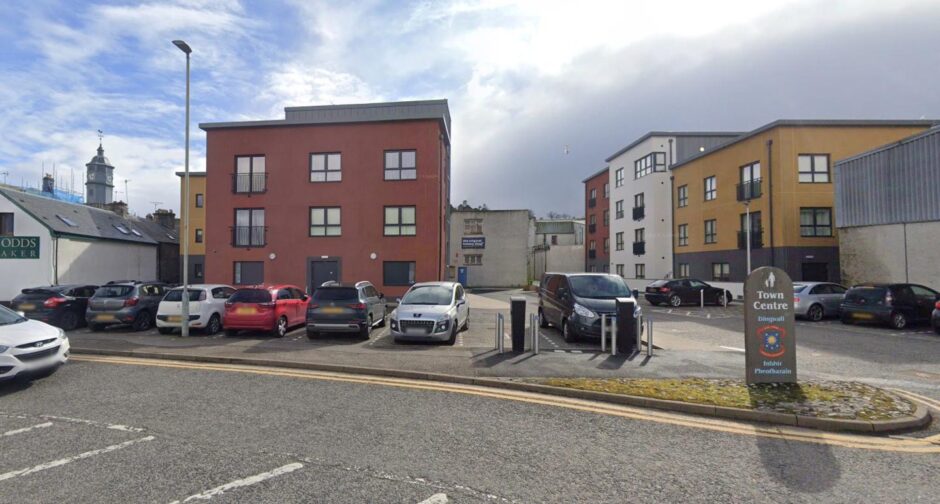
[744,266,797,384]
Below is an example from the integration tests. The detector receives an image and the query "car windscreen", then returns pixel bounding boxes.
[845,288,886,305]
[164,289,205,302]
[401,286,453,305]
[313,288,359,301]
[228,289,272,303]
[569,275,632,299]
[0,304,27,326]
[94,285,134,298]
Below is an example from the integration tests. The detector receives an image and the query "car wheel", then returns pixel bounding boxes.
[669,294,682,307]
[808,304,824,322]
[158,327,174,335]
[205,314,221,335]
[273,316,288,338]
[132,311,151,331]
[225,329,239,337]
[361,317,372,339]
[59,311,80,331]
[447,321,458,345]
[538,309,549,328]
[562,319,576,343]
[376,312,386,328]
[307,329,319,340]
[890,312,907,330]
[462,311,470,331]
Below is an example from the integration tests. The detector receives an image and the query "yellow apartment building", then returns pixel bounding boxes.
[176,171,207,281]
[670,120,933,284]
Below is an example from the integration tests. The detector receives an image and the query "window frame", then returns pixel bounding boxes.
[712,263,730,282]
[615,168,624,187]
[0,212,13,236]
[704,176,717,201]
[678,263,690,278]
[635,263,645,279]
[704,219,717,244]
[615,264,624,277]
[464,218,483,235]
[615,200,624,219]
[309,152,343,183]
[800,207,833,237]
[677,224,688,247]
[309,207,342,237]
[677,185,688,208]
[634,192,644,209]
[384,206,417,236]
[634,152,666,179]
[615,232,624,251]
[383,261,416,286]
[464,253,483,266]
[384,150,417,181]
[195,228,204,244]
[233,208,265,247]
[798,154,831,184]
[234,155,266,193]
[195,193,204,208]
[233,261,264,285]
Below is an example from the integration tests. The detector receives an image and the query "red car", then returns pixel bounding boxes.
[223,285,309,337]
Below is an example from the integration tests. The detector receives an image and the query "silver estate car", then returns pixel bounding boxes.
[390,282,469,344]
[793,282,848,321]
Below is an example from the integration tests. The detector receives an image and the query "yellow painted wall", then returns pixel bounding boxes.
[673,125,929,254]
[179,175,206,255]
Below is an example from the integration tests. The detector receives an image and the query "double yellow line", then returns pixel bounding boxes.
[72,355,940,453]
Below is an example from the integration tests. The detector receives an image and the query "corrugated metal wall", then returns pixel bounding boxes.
[836,128,940,228]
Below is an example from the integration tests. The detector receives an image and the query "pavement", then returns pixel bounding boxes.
[3,356,940,503]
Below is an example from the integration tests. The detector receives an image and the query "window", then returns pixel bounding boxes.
[589,240,596,250]
[113,223,130,235]
[704,219,717,244]
[0,213,13,236]
[310,207,342,236]
[798,154,830,183]
[635,228,645,243]
[384,261,416,286]
[800,208,833,237]
[615,264,624,277]
[678,263,690,278]
[310,153,342,182]
[194,263,204,280]
[738,162,762,200]
[615,232,624,251]
[634,193,644,208]
[677,185,688,208]
[635,264,645,279]
[634,152,666,179]
[385,206,416,236]
[464,254,482,266]
[615,168,624,187]
[195,193,204,208]
[589,265,597,272]
[603,237,609,253]
[589,215,596,226]
[604,183,609,198]
[464,218,483,235]
[551,235,558,245]
[590,188,597,200]
[234,261,264,285]
[131,228,142,237]
[740,162,760,183]
[385,150,416,180]
[603,210,609,226]
[234,209,265,247]
[704,176,717,201]
[678,224,688,246]
[55,214,78,227]
[195,228,203,243]
[235,155,265,193]
[615,200,624,219]
[712,263,730,281]
[603,264,609,273]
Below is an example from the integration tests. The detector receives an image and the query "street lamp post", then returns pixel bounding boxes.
[173,39,192,338]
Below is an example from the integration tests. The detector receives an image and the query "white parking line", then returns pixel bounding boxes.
[418,494,449,504]
[719,346,746,352]
[39,415,146,433]
[0,436,155,482]
[2,422,53,437]
[168,462,304,503]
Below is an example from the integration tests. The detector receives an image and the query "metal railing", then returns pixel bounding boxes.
[231,226,266,247]
[232,172,268,194]
[632,241,645,256]
[736,178,762,201]
[632,206,645,220]
[737,229,764,249]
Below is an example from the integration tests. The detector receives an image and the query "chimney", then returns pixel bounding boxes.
[42,174,55,193]
[104,201,129,218]
[151,209,176,229]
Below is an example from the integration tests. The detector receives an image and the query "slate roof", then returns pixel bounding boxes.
[0,188,157,245]
[131,217,179,245]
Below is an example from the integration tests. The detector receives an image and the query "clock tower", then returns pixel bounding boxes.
[85,134,115,205]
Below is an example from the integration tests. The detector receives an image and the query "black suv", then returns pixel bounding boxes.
[306,281,387,339]
[11,284,98,331]
[538,272,641,343]
[840,283,939,330]
[86,281,168,331]
[644,278,732,307]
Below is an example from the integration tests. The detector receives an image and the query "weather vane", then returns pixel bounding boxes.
[97,129,103,145]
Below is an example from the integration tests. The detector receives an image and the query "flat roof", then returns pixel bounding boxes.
[581,167,608,183]
[175,171,206,177]
[605,131,744,163]
[199,99,451,143]
[669,119,939,171]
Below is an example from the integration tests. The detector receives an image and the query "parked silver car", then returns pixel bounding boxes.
[793,282,848,321]
[390,282,469,344]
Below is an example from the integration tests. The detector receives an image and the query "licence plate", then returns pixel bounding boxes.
[18,303,36,311]
[407,328,427,335]
[167,315,182,323]
[236,307,256,315]
[321,307,344,314]
[853,312,874,320]
[96,314,116,322]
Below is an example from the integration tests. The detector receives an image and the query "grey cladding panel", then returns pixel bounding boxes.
[674,135,740,163]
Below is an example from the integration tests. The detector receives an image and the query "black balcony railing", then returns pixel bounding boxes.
[588,249,597,259]
[736,178,762,201]
[588,224,596,233]
[737,229,764,249]
[233,172,268,194]
[633,241,646,255]
[232,226,267,247]
[588,198,597,208]
[632,206,645,220]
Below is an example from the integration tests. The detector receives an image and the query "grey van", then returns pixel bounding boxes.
[538,273,641,343]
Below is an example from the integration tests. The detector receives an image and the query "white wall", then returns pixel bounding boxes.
[839,221,940,287]
[609,135,675,281]
[449,210,534,288]
[0,197,55,301]
[57,238,158,285]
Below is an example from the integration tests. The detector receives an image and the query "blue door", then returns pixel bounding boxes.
[457,267,468,286]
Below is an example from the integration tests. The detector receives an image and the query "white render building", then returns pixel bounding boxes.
[606,132,741,285]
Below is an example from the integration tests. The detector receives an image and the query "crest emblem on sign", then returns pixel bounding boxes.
[757,325,786,358]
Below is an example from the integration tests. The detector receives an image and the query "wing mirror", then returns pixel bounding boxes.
[301,295,309,302]
[16,311,26,318]
[395,297,402,304]
[632,289,639,299]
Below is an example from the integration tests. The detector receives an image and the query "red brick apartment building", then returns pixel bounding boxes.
[199,100,452,296]
[583,167,610,272]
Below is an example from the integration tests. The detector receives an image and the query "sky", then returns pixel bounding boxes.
[1,0,939,217]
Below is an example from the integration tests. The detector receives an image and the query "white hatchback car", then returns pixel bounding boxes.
[0,304,69,382]
[156,284,235,335]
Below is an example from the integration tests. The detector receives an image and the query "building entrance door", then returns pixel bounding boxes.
[801,262,829,282]
[457,266,468,286]
[309,259,340,292]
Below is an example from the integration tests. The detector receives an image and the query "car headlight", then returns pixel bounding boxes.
[0,345,8,353]
[634,305,642,317]
[435,319,450,332]
[57,328,66,340]
[573,303,597,320]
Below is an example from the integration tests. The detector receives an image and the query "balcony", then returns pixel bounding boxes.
[588,224,596,234]
[632,241,646,256]
[736,178,762,201]
[588,249,597,259]
[588,198,597,208]
[737,229,764,249]
[232,173,268,194]
[232,226,267,248]
[632,206,645,221]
